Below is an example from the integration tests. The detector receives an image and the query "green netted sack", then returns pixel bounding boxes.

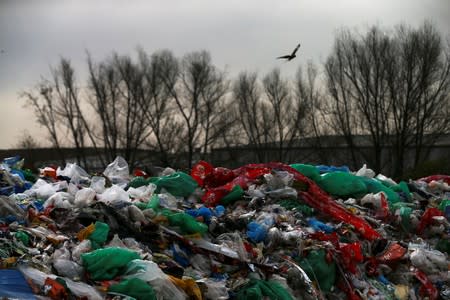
[290,164,321,182]
[109,278,156,300]
[236,279,293,300]
[148,172,198,197]
[81,247,140,280]
[297,249,336,292]
[88,221,110,249]
[318,172,367,197]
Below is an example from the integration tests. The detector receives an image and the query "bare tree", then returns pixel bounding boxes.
[325,22,450,176]
[50,58,89,167]
[87,54,121,164]
[88,52,152,168]
[387,22,450,177]
[23,58,91,167]
[159,50,227,168]
[325,27,393,172]
[15,130,40,149]
[232,72,274,162]
[295,62,330,163]
[324,36,362,169]
[263,68,301,161]
[138,49,184,166]
[197,61,230,159]
[22,84,65,164]
[112,54,151,167]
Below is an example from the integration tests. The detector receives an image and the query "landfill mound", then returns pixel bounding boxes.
[0,155,449,300]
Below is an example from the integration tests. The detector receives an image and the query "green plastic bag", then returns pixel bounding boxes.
[15,231,29,246]
[89,221,110,249]
[109,278,156,300]
[297,249,336,292]
[439,199,450,212]
[362,178,400,205]
[148,172,198,197]
[81,247,140,281]
[221,185,244,205]
[399,206,413,232]
[164,211,208,235]
[147,195,208,235]
[290,164,321,182]
[236,279,293,300]
[134,202,148,210]
[22,169,37,183]
[278,199,314,216]
[391,181,411,201]
[146,194,160,210]
[318,172,367,197]
[128,177,148,189]
[436,239,450,255]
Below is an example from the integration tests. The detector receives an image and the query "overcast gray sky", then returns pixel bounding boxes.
[0,0,449,149]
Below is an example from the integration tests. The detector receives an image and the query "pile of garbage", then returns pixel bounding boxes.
[0,155,449,299]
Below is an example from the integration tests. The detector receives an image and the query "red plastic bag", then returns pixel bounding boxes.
[337,280,361,300]
[414,269,439,300]
[418,175,450,185]
[202,187,230,207]
[133,168,148,178]
[204,167,236,188]
[376,242,407,263]
[191,161,214,186]
[417,207,444,235]
[376,192,390,220]
[339,242,363,274]
[44,277,68,300]
[308,232,340,248]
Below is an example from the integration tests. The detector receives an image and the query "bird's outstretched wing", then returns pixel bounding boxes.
[277,55,291,59]
[290,44,301,56]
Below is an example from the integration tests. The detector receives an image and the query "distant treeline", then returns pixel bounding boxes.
[21,22,449,178]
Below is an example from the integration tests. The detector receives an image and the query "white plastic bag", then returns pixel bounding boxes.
[72,239,92,264]
[99,185,129,206]
[53,258,84,280]
[356,164,375,178]
[124,259,187,300]
[57,163,89,185]
[128,184,156,201]
[90,176,106,194]
[410,248,447,274]
[103,156,129,187]
[44,192,74,209]
[74,188,96,208]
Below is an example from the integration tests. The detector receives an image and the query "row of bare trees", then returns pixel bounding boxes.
[23,22,450,176]
[325,22,450,177]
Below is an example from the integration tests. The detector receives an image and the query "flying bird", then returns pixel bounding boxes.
[277,43,301,61]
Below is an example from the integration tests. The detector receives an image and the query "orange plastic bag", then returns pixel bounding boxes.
[77,223,95,241]
[168,275,202,300]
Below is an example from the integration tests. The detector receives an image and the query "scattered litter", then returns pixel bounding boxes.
[0,156,448,299]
